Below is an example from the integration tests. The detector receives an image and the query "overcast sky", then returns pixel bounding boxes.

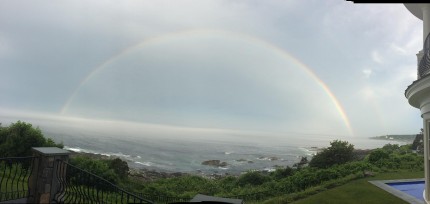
[0,0,424,139]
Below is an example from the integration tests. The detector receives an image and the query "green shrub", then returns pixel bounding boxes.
[271,166,294,179]
[309,140,354,168]
[0,121,63,157]
[237,171,271,187]
[70,156,119,184]
[367,149,389,164]
[109,158,129,179]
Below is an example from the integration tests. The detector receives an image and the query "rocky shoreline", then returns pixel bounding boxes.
[67,147,374,182]
[68,150,232,181]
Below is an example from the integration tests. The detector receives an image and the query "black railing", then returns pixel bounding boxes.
[226,190,274,202]
[135,191,273,204]
[0,156,37,202]
[53,159,153,204]
[419,33,430,78]
[136,193,191,204]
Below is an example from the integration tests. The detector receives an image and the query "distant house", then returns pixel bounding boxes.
[189,194,244,204]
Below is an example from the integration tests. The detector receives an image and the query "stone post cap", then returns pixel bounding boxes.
[32,147,70,156]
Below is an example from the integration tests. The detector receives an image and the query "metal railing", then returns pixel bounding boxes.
[226,190,274,202]
[0,154,273,204]
[0,156,37,202]
[135,191,273,204]
[418,33,430,78]
[136,193,191,204]
[53,159,153,204]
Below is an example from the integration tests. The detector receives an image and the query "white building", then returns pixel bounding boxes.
[405,3,430,204]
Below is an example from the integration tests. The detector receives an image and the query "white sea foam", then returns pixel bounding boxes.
[64,146,133,159]
[110,152,131,158]
[263,167,276,172]
[65,147,82,152]
[298,147,319,156]
[64,146,95,154]
[257,156,280,161]
[135,161,154,167]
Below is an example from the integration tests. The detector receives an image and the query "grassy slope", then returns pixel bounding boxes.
[291,171,424,204]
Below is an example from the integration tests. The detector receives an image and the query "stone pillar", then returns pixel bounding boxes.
[28,147,70,204]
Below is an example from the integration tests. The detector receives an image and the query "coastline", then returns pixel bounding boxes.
[69,150,232,181]
[67,147,374,182]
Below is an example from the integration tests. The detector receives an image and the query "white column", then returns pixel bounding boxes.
[423,116,430,203]
[422,5,430,42]
[418,51,424,79]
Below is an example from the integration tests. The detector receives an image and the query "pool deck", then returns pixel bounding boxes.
[369,178,425,204]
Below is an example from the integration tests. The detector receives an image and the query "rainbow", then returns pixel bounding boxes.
[60,29,354,137]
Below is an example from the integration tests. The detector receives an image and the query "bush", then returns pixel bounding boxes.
[237,171,270,186]
[309,140,354,168]
[381,144,400,154]
[109,158,129,179]
[70,156,119,184]
[367,149,389,164]
[0,121,63,157]
[271,166,294,179]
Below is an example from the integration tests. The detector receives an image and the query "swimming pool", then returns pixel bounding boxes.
[369,179,425,204]
[387,180,425,201]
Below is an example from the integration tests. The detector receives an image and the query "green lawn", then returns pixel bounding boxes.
[291,170,424,204]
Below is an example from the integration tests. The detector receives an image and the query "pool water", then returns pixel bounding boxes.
[387,181,425,201]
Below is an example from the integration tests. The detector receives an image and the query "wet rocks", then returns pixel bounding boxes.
[201,160,228,167]
[129,168,187,182]
[258,156,279,161]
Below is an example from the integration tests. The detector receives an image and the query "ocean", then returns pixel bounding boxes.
[1,116,411,175]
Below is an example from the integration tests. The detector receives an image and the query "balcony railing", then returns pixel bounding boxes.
[227,190,274,202]
[0,148,272,204]
[418,33,430,78]
[53,159,153,204]
[136,193,191,203]
[0,156,37,202]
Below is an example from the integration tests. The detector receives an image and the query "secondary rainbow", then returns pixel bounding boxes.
[60,29,354,137]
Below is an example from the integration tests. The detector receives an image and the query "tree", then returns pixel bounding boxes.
[381,144,400,154]
[237,171,270,186]
[0,121,63,157]
[272,166,294,179]
[293,156,308,169]
[309,140,355,168]
[109,158,129,179]
[70,156,119,184]
[412,129,424,154]
[367,149,389,164]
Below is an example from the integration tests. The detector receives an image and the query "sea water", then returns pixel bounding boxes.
[42,128,409,175]
[1,116,410,175]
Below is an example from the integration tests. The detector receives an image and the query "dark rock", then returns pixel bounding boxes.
[201,160,228,167]
[268,157,278,161]
[412,131,424,153]
[363,171,374,177]
[258,156,279,161]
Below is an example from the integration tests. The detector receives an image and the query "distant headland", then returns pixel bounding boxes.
[369,134,417,142]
